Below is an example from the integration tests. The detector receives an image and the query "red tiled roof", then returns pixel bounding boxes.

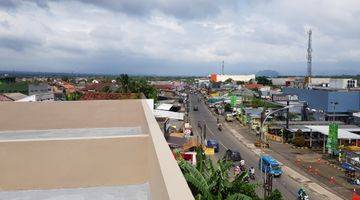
[81,83,113,92]
[153,84,173,90]
[0,94,13,101]
[80,92,139,100]
[245,83,264,90]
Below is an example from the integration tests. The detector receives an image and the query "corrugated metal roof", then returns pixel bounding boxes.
[156,103,173,111]
[306,125,360,139]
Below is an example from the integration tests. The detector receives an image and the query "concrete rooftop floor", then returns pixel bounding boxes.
[0,183,149,200]
[0,127,143,141]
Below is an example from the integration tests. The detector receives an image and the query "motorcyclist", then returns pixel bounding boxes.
[234,165,241,176]
[249,167,255,175]
[249,167,255,179]
[297,187,309,200]
[217,123,222,131]
[240,159,245,167]
[240,159,245,170]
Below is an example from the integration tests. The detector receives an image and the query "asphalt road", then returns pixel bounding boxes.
[188,93,320,200]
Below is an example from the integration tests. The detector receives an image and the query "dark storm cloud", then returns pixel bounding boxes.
[77,0,222,19]
[0,36,42,51]
[0,0,49,9]
[0,0,223,20]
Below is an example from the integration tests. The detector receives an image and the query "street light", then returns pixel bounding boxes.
[330,101,339,122]
[260,105,296,142]
[259,104,302,198]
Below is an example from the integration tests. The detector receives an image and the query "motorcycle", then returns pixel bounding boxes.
[240,164,246,172]
[218,123,222,131]
[297,189,309,200]
[243,175,250,183]
[249,173,255,180]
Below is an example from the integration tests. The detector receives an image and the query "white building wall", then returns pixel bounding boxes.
[310,78,331,85]
[329,79,357,89]
[216,74,255,82]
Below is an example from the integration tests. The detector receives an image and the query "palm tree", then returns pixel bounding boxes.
[117,74,130,93]
[178,147,256,200]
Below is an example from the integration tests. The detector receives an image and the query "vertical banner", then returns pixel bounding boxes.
[230,95,237,107]
[327,123,339,153]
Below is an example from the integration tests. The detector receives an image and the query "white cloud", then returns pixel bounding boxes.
[0,0,359,75]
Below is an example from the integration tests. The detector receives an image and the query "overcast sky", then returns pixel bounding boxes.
[0,0,359,75]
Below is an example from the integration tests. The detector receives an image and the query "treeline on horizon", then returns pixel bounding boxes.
[1,70,359,81]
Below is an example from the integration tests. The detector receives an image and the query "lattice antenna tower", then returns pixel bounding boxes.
[307,29,312,77]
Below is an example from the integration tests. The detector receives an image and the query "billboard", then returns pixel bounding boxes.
[272,94,298,102]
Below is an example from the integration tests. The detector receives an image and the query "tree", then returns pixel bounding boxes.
[265,189,283,200]
[225,78,233,84]
[178,147,262,200]
[255,76,272,86]
[293,129,306,147]
[236,81,245,85]
[224,103,232,112]
[61,76,70,82]
[116,74,130,93]
[101,85,110,93]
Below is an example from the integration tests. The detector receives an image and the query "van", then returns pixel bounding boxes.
[259,155,282,177]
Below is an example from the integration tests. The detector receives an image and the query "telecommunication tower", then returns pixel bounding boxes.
[221,61,224,75]
[307,29,312,78]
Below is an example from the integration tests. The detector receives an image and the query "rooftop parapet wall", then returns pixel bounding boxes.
[0,136,149,190]
[142,100,194,200]
[0,100,149,133]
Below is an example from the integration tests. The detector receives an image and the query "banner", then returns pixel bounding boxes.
[326,123,339,153]
[230,95,237,107]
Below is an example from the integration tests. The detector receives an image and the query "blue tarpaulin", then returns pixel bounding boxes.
[341,162,356,172]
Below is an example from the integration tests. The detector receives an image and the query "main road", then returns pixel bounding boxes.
[188,93,339,200]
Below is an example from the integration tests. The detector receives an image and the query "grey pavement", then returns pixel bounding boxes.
[228,111,356,199]
[0,183,149,200]
[0,127,143,141]
[188,93,344,200]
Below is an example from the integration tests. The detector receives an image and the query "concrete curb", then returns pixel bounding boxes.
[327,163,344,171]
[291,146,309,149]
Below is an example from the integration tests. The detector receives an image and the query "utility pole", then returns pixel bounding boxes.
[286,100,290,129]
[264,173,273,198]
[307,29,312,86]
[203,122,207,142]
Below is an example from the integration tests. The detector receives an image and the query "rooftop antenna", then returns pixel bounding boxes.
[221,61,224,75]
[307,29,312,84]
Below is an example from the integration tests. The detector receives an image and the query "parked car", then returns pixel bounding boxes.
[225,114,234,122]
[193,105,199,111]
[225,149,242,162]
[207,139,219,153]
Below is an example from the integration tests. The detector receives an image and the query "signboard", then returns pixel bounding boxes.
[326,123,339,153]
[272,94,298,102]
[204,147,215,155]
[230,95,237,107]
